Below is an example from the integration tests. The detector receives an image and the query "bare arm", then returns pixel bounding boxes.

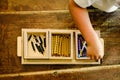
[69,0,104,59]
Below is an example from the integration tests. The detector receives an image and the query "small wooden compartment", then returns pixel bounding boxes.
[22,29,49,59]
[49,30,74,59]
[75,30,100,59]
[76,34,89,59]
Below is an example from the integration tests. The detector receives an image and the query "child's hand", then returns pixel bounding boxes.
[87,39,104,60]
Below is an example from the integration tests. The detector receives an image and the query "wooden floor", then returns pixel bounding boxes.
[0,0,120,79]
[0,10,120,74]
[0,65,120,80]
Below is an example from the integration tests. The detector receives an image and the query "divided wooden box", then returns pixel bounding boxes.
[17,29,103,65]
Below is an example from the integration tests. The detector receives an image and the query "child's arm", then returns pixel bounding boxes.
[69,0,104,60]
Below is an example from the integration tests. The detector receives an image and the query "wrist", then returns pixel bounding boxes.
[85,30,100,46]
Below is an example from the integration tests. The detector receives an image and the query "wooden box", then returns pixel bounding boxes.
[49,30,74,59]
[75,30,101,59]
[22,29,49,59]
[17,29,103,64]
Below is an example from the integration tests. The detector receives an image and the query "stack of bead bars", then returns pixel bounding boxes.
[51,34,71,57]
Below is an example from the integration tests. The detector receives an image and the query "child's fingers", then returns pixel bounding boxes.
[87,54,101,60]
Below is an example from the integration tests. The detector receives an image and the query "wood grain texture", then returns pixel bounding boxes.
[0,10,120,74]
[0,0,120,77]
[0,0,68,11]
[0,65,120,80]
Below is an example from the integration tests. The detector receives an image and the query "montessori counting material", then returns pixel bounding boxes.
[17,29,104,65]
